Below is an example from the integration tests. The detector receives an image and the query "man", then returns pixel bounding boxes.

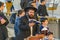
[16,7,39,40]
[0,1,9,40]
[37,0,48,16]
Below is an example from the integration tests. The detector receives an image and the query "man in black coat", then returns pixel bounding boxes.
[0,1,9,40]
[16,7,39,40]
[37,0,48,16]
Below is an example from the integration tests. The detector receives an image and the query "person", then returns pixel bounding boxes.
[41,27,48,36]
[16,7,39,40]
[20,0,33,9]
[40,18,49,33]
[37,0,48,16]
[14,9,25,37]
[0,1,9,40]
[27,0,36,8]
[10,0,15,12]
[44,32,54,40]
[6,0,12,16]
[36,0,40,9]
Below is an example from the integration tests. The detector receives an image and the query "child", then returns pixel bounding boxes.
[40,18,49,32]
[44,32,54,40]
[14,9,25,37]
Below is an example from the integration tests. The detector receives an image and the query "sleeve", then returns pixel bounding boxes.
[37,5,41,16]
[1,14,9,26]
[45,6,49,16]
[40,26,43,31]
[46,11,48,16]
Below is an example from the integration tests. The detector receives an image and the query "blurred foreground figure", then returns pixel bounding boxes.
[0,1,9,40]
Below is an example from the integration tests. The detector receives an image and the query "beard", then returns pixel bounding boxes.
[29,15,35,19]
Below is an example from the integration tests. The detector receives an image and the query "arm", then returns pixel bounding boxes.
[1,14,9,26]
[37,5,41,16]
[45,6,49,16]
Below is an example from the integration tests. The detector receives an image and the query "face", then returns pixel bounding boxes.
[19,11,25,17]
[28,10,35,18]
[42,1,46,5]
[1,4,4,11]
[48,34,54,40]
[42,20,48,25]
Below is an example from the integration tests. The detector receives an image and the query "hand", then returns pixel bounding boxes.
[1,18,6,24]
[29,22,35,27]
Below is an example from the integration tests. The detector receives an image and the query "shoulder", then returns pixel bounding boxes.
[38,5,42,9]
[40,25,44,29]
[0,12,5,17]
[38,5,42,7]
[20,15,28,21]
[21,15,27,19]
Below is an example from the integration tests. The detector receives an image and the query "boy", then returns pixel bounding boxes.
[44,32,54,40]
[40,18,49,33]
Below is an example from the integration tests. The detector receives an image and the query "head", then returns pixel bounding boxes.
[41,18,48,26]
[47,32,54,40]
[28,9,35,18]
[18,9,25,17]
[40,0,46,5]
[25,7,37,18]
[0,2,4,11]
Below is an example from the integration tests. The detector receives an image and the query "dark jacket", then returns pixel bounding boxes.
[0,12,9,40]
[16,15,39,40]
[40,25,49,32]
[37,5,48,16]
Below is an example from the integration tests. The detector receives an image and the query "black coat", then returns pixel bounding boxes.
[16,15,39,40]
[0,12,9,40]
[37,5,48,16]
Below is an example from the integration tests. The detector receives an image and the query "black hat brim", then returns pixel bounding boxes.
[24,7,37,12]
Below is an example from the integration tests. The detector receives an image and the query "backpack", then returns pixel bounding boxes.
[10,13,16,24]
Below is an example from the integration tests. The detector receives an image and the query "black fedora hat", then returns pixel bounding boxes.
[24,7,37,12]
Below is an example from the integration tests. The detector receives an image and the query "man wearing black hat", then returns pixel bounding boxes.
[16,7,39,40]
[0,1,9,40]
[37,0,48,16]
